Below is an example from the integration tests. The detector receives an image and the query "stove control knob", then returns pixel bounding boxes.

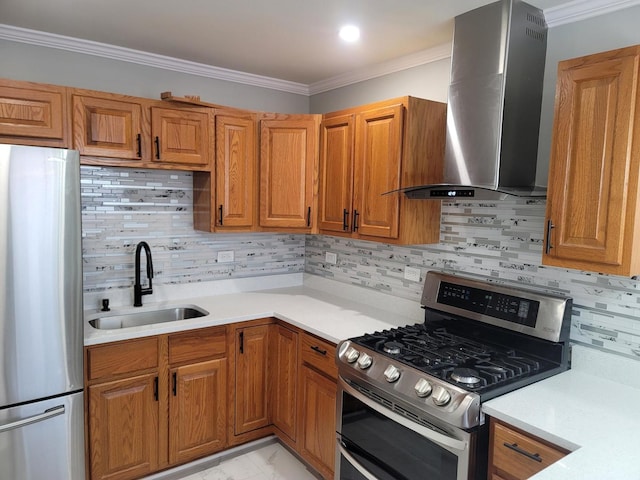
[357,353,372,369]
[384,365,401,383]
[431,385,451,406]
[414,378,432,398]
[344,347,360,363]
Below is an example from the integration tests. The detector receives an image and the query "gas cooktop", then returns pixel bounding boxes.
[337,271,572,429]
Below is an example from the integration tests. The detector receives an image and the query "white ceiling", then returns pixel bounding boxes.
[0,0,629,87]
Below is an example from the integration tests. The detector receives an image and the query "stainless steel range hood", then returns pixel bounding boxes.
[404,0,548,200]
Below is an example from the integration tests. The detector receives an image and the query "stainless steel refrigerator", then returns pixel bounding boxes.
[0,144,85,479]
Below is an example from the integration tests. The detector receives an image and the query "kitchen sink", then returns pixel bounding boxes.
[89,306,209,330]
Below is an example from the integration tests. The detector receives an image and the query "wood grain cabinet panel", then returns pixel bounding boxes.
[298,365,337,479]
[88,374,159,480]
[544,45,640,276]
[72,95,147,160]
[319,97,445,244]
[0,79,68,147]
[151,106,209,166]
[259,115,320,231]
[234,324,270,434]
[215,114,257,229]
[169,358,227,465]
[270,324,298,441]
[488,418,568,480]
[318,114,354,233]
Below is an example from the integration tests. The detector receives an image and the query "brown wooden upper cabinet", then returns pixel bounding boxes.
[72,89,211,170]
[0,78,69,148]
[318,97,446,245]
[214,112,257,230]
[259,114,320,232]
[544,45,640,276]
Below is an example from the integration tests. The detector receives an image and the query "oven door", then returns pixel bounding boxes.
[336,377,477,480]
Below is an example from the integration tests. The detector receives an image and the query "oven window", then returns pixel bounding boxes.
[339,390,459,480]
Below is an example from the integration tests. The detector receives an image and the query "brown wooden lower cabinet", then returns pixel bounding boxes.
[298,365,337,479]
[488,418,568,480]
[270,323,298,441]
[85,321,338,480]
[88,373,160,480]
[169,358,227,465]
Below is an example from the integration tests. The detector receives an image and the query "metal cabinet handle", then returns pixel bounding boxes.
[545,219,555,254]
[0,405,65,433]
[154,136,160,159]
[136,133,142,158]
[353,210,359,231]
[153,376,159,401]
[343,209,349,231]
[218,204,223,225]
[306,206,311,227]
[503,442,543,462]
[239,331,244,354]
[172,372,177,396]
[311,345,327,356]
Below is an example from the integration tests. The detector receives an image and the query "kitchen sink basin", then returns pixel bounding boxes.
[89,306,209,330]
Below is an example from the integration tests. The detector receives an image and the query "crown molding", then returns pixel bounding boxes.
[308,43,452,95]
[0,24,310,95]
[2,0,640,97]
[543,0,640,27]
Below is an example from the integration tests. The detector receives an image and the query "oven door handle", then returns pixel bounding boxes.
[338,442,381,480]
[340,377,468,453]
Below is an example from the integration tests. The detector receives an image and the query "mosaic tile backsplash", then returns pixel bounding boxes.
[82,166,640,361]
[305,200,640,361]
[81,166,305,292]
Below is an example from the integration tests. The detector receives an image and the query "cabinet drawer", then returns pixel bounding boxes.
[492,421,567,479]
[169,326,226,364]
[86,337,158,381]
[301,333,337,379]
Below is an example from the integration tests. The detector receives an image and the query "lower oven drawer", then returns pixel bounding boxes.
[337,377,480,480]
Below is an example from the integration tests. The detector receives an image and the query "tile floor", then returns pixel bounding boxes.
[174,442,319,480]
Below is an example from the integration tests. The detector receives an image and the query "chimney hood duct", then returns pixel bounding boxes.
[404,0,548,200]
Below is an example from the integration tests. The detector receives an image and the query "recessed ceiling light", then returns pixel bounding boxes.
[339,25,360,43]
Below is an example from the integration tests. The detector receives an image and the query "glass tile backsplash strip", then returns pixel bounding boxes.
[81,166,305,293]
[305,199,640,361]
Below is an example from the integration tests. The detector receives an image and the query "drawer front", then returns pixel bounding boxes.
[169,326,226,364]
[301,333,337,379]
[492,422,567,479]
[86,337,158,381]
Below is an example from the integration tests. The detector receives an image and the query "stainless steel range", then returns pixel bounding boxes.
[335,271,571,480]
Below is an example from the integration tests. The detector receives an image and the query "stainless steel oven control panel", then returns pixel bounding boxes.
[337,340,482,429]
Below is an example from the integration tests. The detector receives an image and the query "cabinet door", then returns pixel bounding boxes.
[259,118,317,230]
[270,324,298,441]
[0,81,67,146]
[215,115,256,229]
[73,95,147,160]
[544,48,640,275]
[318,114,354,233]
[169,358,227,465]
[151,107,209,166]
[235,325,270,434]
[299,365,337,479]
[88,374,159,480]
[353,105,404,239]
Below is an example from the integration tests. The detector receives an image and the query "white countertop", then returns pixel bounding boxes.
[482,344,640,480]
[84,273,425,346]
[86,274,640,479]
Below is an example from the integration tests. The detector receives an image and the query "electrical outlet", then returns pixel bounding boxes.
[404,266,421,282]
[217,250,234,263]
[325,252,338,264]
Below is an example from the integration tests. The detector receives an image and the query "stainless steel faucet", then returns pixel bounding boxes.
[133,241,154,307]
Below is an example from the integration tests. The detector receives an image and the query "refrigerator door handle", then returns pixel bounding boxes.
[0,405,65,433]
